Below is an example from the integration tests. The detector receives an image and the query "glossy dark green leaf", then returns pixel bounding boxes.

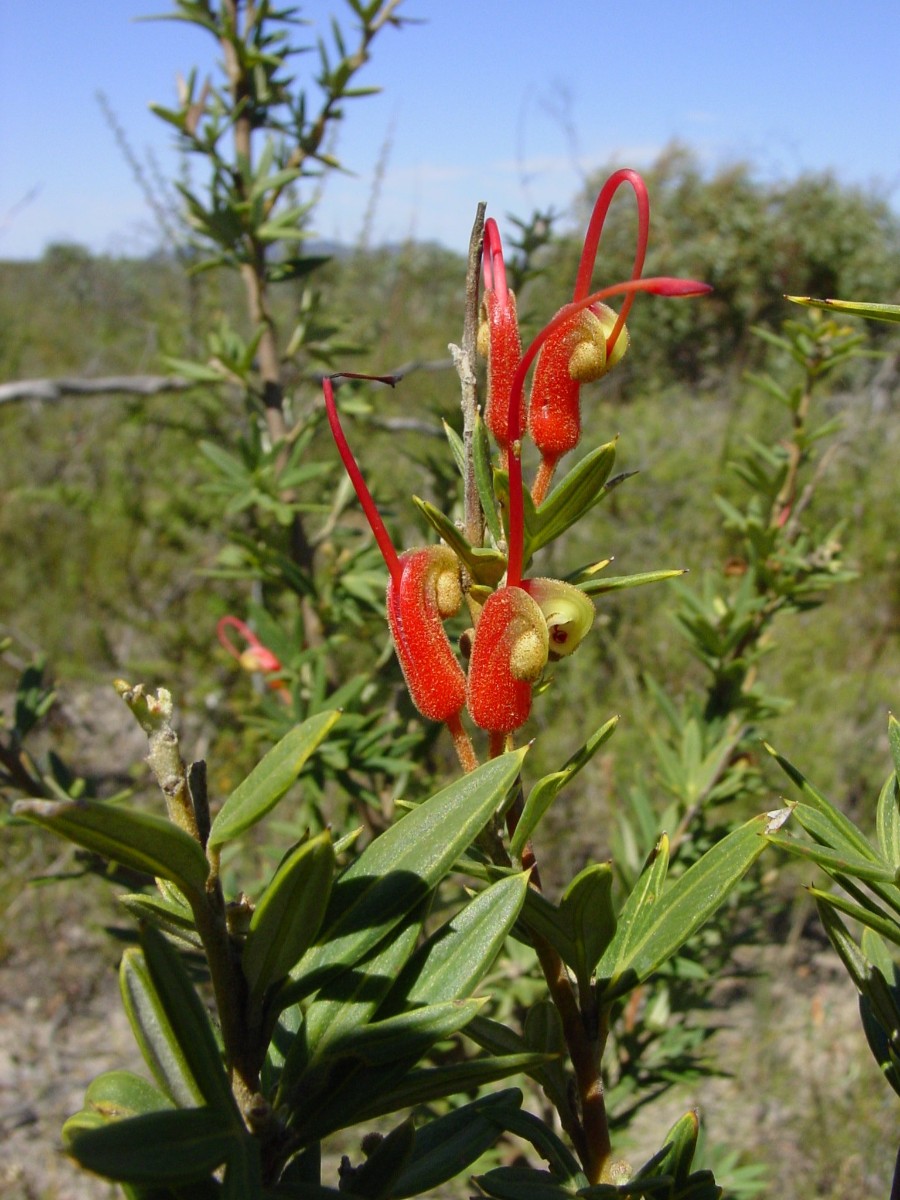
[209,712,340,847]
[243,831,335,1005]
[139,926,237,1117]
[84,1071,174,1120]
[352,1054,549,1124]
[64,1106,232,1184]
[559,862,616,987]
[288,750,526,995]
[384,872,529,1013]
[295,906,425,1075]
[120,948,205,1108]
[512,718,618,859]
[599,816,768,1003]
[529,440,617,551]
[13,797,209,898]
[393,1092,522,1199]
[318,997,485,1067]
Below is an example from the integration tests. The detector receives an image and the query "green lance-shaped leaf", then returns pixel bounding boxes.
[353,1053,550,1125]
[766,743,882,864]
[120,948,205,1108]
[558,862,616,989]
[12,797,209,898]
[287,750,527,997]
[889,714,900,780]
[787,295,900,324]
[139,925,237,1117]
[598,834,669,979]
[598,815,769,1003]
[529,439,618,552]
[512,716,618,859]
[574,568,687,597]
[63,1106,233,1186]
[208,711,340,847]
[815,895,869,991]
[392,1091,524,1200]
[767,826,899,884]
[243,830,335,1006]
[382,871,529,1014]
[878,771,900,871]
[291,905,425,1080]
[808,885,900,950]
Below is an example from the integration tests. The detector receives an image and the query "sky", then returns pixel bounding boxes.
[2,1,900,260]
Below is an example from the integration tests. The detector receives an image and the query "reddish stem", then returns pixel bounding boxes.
[505,276,711,587]
[323,374,402,584]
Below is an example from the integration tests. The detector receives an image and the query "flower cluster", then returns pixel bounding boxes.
[325,171,710,769]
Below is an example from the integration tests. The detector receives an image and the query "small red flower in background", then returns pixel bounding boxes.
[217,616,288,696]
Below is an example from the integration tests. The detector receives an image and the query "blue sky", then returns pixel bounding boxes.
[2,1,899,259]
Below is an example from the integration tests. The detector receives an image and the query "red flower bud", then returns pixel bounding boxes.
[466,586,549,733]
[388,546,467,723]
[478,219,521,452]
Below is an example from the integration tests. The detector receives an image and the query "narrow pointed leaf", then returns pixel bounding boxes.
[878,772,900,870]
[767,830,897,883]
[808,886,900,949]
[344,1117,415,1200]
[243,831,335,1005]
[120,948,205,1108]
[288,750,526,994]
[559,862,616,984]
[599,815,768,1002]
[633,1110,699,1186]
[139,925,237,1117]
[13,798,209,898]
[209,711,340,846]
[318,998,485,1067]
[487,1107,586,1190]
[513,717,618,859]
[393,1092,523,1199]
[766,744,880,862]
[598,835,669,983]
[576,569,686,597]
[64,1106,233,1184]
[889,714,900,780]
[531,441,617,547]
[787,295,900,324]
[384,872,529,1013]
[814,897,868,991]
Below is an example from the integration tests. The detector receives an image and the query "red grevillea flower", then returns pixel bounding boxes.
[527,170,650,498]
[466,585,548,734]
[323,376,467,726]
[217,615,288,695]
[477,218,521,453]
